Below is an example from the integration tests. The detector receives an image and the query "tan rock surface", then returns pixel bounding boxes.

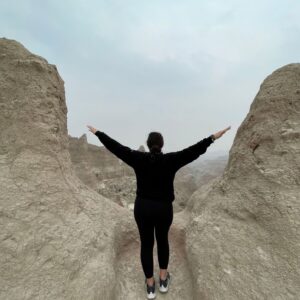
[1,38,299,300]
[0,38,137,300]
[184,63,300,299]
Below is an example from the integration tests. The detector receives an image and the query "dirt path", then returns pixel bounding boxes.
[112,210,195,300]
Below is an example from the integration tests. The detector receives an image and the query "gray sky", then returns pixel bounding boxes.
[1,0,299,153]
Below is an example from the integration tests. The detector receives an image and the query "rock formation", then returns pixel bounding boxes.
[190,154,228,187]
[184,63,300,299]
[68,134,134,185]
[0,38,137,300]
[1,37,299,300]
[138,145,145,152]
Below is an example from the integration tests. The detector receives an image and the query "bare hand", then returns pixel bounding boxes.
[213,126,231,139]
[87,125,98,134]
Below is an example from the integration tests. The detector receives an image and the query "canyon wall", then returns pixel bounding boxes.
[0,38,136,300]
[185,63,300,299]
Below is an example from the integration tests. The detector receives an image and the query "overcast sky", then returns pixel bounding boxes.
[1,0,299,153]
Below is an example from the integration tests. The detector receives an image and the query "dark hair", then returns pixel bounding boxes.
[147,132,164,153]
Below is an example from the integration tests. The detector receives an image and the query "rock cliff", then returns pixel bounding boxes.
[184,63,300,299]
[0,38,137,300]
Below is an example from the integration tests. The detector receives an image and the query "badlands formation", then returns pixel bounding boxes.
[0,38,299,299]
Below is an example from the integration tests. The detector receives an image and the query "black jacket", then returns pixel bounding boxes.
[95,131,215,203]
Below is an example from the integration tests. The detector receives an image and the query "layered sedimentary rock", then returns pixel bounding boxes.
[68,134,134,186]
[190,154,228,187]
[185,64,300,299]
[0,38,136,300]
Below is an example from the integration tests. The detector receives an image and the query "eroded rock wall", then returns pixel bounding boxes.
[68,134,134,186]
[185,64,300,299]
[0,38,136,300]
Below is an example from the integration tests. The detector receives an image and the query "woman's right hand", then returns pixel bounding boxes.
[87,125,98,134]
[213,126,231,140]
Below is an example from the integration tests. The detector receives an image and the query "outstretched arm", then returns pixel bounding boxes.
[169,136,215,171]
[168,126,231,171]
[87,125,137,167]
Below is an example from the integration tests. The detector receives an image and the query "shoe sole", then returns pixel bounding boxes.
[146,292,156,299]
[159,274,171,293]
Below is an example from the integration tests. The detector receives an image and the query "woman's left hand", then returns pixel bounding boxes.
[87,125,98,134]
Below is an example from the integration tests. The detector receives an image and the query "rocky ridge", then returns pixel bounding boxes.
[184,63,300,299]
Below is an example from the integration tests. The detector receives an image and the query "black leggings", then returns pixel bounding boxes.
[134,196,173,279]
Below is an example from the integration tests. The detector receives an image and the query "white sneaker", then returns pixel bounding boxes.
[159,272,171,293]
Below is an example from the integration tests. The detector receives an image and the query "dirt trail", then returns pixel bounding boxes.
[112,210,195,300]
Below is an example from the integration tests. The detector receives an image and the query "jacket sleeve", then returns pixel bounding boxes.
[94,130,138,168]
[168,135,215,171]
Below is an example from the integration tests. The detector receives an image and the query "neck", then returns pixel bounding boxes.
[150,148,162,154]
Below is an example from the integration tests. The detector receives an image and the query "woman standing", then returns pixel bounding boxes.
[87,125,230,299]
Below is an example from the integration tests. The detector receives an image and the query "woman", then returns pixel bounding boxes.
[87,125,231,299]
